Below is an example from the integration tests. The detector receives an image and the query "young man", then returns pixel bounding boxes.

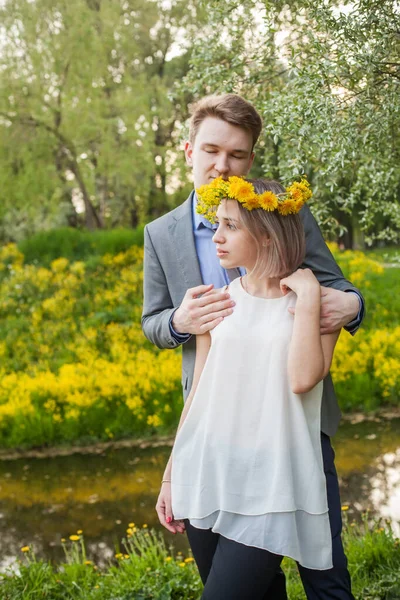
[142,94,363,599]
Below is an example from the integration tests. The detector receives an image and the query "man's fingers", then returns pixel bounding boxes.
[198,299,235,317]
[199,317,224,333]
[200,306,234,325]
[196,291,231,307]
[189,284,214,299]
[320,286,329,297]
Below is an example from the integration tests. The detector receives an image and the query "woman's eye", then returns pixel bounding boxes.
[227,224,237,230]
[205,150,217,154]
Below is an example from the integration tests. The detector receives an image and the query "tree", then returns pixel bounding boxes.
[182,0,400,246]
[0,0,204,239]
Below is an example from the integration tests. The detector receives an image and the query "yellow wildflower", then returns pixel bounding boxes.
[228,177,255,202]
[242,194,260,211]
[21,546,30,552]
[278,199,296,215]
[258,191,278,211]
[69,534,80,541]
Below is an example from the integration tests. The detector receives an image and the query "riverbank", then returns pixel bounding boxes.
[0,408,399,461]
[1,518,399,600]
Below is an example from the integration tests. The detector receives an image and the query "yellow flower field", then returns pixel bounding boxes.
[0,241,398,448]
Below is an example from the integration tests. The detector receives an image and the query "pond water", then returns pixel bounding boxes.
[0,417,399,569]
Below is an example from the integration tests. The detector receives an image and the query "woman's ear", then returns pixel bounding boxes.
[262,237,271,247]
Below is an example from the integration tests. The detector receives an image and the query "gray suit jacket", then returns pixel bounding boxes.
[141,192,364,437]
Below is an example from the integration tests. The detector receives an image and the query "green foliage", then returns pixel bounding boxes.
[0,0,203,240]
[0,244,182,449]
[0,240,399,449]
[1,520,399,599]
[182,0,400,245]
[18,227,144,265]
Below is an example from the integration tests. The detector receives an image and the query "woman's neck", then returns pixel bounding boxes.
[242,274,283,299]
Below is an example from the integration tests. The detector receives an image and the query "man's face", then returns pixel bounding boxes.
[185,117,255,189]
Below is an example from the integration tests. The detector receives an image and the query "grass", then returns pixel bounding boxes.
[1,517,399,599]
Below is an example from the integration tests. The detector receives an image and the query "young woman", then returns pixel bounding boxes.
[155,177,340,599]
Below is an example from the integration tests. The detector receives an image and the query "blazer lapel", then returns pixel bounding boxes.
[169,192,203,289]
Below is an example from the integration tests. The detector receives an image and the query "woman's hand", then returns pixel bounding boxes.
[155,482,186,535]
[280,268,320,298]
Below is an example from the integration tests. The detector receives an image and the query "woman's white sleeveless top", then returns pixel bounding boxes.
[171,277,332,570]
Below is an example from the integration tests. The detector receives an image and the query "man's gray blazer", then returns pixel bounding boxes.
[141,192,364,437]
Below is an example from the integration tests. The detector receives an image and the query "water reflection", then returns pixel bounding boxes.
[0,418,399,567]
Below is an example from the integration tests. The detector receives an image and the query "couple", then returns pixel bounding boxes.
[142,94,364,599]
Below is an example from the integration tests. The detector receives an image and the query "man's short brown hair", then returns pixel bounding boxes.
[189,94,263,149]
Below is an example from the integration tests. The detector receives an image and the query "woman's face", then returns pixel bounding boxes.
[212,200,258,271]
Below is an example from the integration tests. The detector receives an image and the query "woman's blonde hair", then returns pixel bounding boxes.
[237,179,306,278]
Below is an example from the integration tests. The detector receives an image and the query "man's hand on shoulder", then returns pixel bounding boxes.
[319,287,360,334]
[172,284,236,335]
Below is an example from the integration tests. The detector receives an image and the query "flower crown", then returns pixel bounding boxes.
[196,176,312,224]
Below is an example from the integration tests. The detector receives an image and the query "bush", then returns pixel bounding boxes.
[18,227,145,265]
[0,244,182,449]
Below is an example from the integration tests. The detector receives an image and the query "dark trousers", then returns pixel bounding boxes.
[185,433,355,600]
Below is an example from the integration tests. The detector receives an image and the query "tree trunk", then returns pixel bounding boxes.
[69,159,104,229]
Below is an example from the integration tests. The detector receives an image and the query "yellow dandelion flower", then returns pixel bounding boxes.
[124,554,130,559]
[21,546,30,553]
[228,177,255,202]
[115,553,123,559]
[77,530,83,535]
[277,199,296,215]
[128,522,135,528]
[165,556,172,562]
[341,505,349,511]
[85,560,93,565]
[242,194,260,211]
[61,538,66,543]
[69,535,80,541]
[258,191,278,211]
[184,557,195,563]
[179,561,186,567]
[142,523,148,528]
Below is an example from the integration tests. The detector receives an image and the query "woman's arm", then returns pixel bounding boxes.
[281,269,340,394]
[161,331,212,481]
[155,331,211,534]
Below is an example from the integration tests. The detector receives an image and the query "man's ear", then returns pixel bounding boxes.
[184,141,193,166]
[247,151,255,174]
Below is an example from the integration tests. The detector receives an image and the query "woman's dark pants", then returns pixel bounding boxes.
[184,434,354,600]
